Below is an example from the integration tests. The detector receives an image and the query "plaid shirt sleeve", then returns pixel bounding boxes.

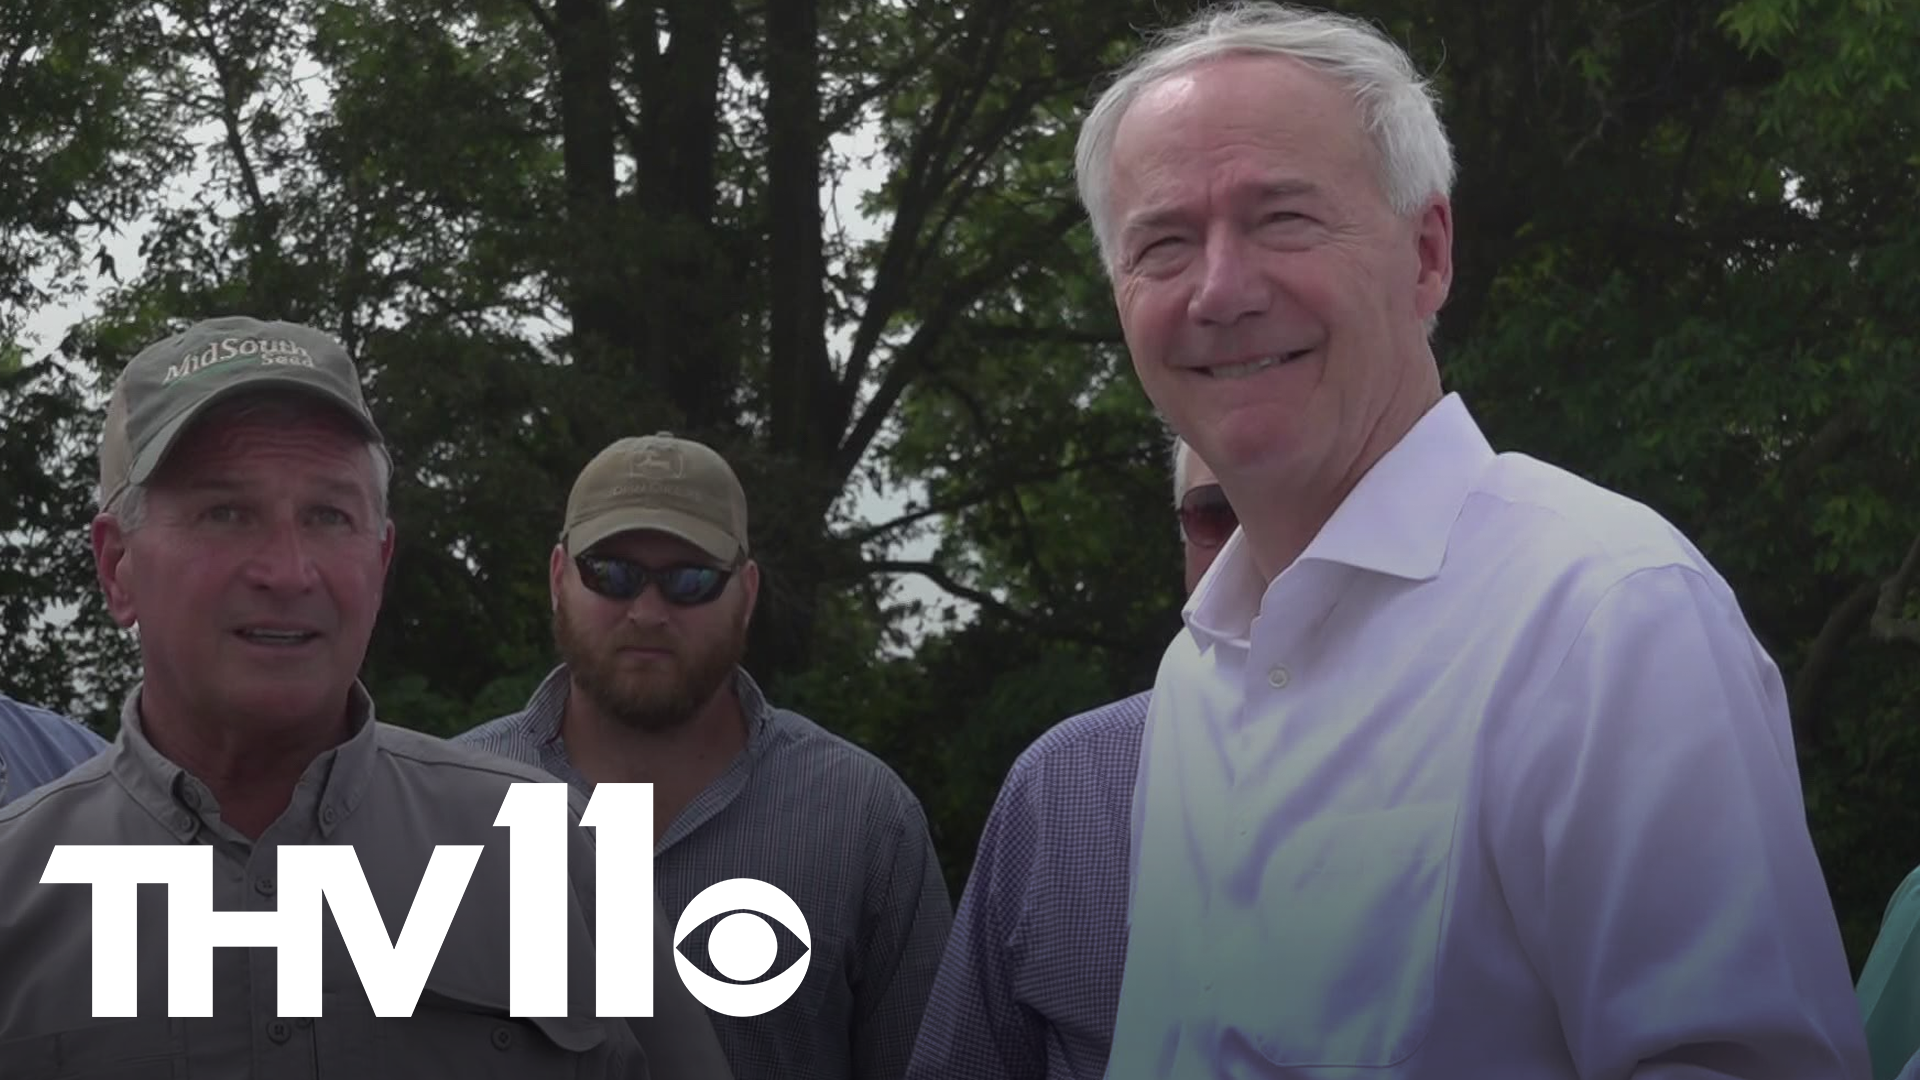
[904,692,1147,1080]
[902,767,1050,1080]
[853,792,956,1080]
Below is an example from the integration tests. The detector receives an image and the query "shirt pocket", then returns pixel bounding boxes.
[1212,801,1459,1069]
[372,988,623,1080]
[0,1018,189,1080]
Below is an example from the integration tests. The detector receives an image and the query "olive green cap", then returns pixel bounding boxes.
[562,433,749,565]
[99,315,381,507]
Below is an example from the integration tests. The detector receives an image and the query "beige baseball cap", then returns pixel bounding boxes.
[98,315,383,507]
[562,433,750,565]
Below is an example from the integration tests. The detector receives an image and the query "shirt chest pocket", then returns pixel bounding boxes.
[0,1019,188,1080]
[1209,801,1459,1069]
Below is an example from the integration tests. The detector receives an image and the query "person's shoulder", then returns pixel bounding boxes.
[768,706,898,775]
[763,705,928,810]
[0,692,113,822]
[1479,453,1698,563]
[0,747,121,862]
[363,723,590,836]
[0,692,62,727]
[1463,451,1730,611]
[1006,690,1149,784]
[373,721,573,789]
[447,708,543,762]
[1883,864,1920,925]
[0,749,116,819]
[0,693,108,756]
[968,692,1146,875]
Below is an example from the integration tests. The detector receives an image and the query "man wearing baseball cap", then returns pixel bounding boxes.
[459,433,954,1080]
[0,317,732,1079]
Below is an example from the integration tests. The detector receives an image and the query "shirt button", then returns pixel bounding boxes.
[321,806,339,826]
[181,787,201,810]
[255,877,275,897]
[173,813,195,832]
[490,1026,514,1051]
[1267,664,1291,689]
[267,1020,291,1043]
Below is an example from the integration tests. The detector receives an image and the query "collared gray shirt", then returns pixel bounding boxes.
[457,666,954,1080]
[0,682,732,1080]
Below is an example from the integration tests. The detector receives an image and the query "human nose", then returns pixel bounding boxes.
[621,581,675,625]
[1187,228,1270,326]
[242,516,319,593]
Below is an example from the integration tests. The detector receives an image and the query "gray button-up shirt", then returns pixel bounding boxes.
[457,666,953,1080]
[0,683,732,1080]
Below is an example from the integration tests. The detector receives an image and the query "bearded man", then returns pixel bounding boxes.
[458,432,952,1080]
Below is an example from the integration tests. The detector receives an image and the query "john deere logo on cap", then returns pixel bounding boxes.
[625,443,686,482]
[162,337,317,385]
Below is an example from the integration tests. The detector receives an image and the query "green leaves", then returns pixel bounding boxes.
[2,0,1917,959]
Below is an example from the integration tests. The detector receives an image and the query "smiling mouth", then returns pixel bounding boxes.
[1201,348,1314,378]
[235,629,320,646]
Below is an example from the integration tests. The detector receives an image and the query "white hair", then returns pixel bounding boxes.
[103,393,392,530]
[1171,432,1191,506]
[1074,1,1456,274]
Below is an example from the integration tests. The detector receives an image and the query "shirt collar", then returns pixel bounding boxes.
[520,662,777,770]
[1184,393,1494,642]
[110,680,381,841]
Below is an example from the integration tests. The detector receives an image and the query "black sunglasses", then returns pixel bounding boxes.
[1177,483,1238,549]
[574,554,733,606]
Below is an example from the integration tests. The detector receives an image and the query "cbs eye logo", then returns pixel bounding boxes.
[672,878,811,1016]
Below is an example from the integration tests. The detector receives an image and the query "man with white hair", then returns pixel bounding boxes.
[1077,4,1868,1077]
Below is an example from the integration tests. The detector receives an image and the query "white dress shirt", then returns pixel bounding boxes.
[1105,393,1869,1079]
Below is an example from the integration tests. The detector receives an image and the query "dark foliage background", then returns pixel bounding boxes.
[3,0,1915,969]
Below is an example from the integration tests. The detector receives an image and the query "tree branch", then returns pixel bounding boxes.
[829,0,1015,426]
[1780,407,1862,506]
[969,321,1122,347]
[821,32,955,133]
[1004,474,1058,605]
[844,443,1143,551]
[1870,528,1920,646]
[194,24,271,227]
[2,38,29,95]
[864,558,1133,651]
[516,0,560,43]
[1791,527,1920,744]
[1789,579,1878,739]
[835,197,1085,483]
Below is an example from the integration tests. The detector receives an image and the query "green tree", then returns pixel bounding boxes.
[2,0,1915,961]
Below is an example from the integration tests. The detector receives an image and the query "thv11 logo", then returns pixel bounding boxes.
[40,782,808,1019]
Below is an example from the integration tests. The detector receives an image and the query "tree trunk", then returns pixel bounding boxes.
[553,0,624,377]
[644,0,734,430]
[748,0,833,685]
